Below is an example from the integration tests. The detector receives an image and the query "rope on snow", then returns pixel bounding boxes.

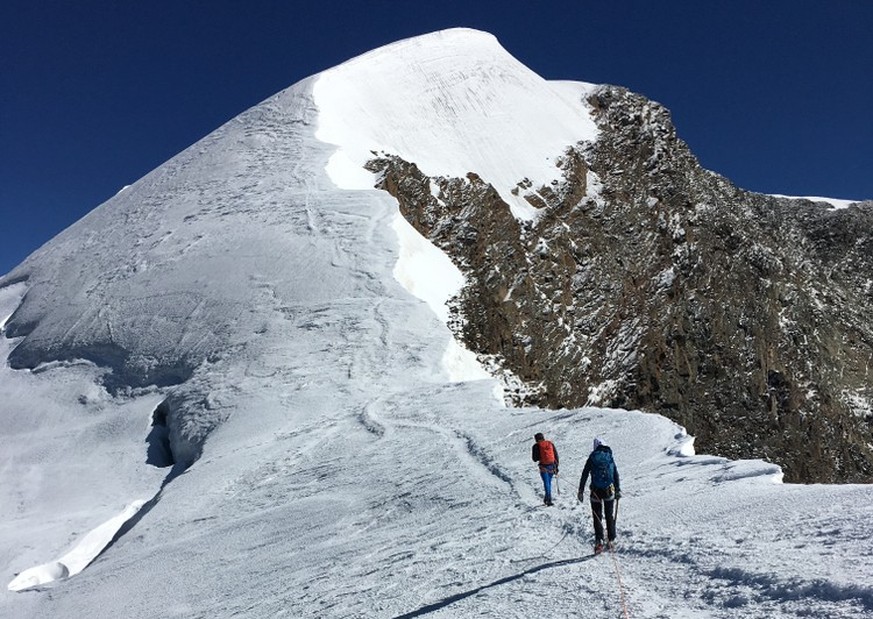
[607,542,631,619]
[591,498,631,618]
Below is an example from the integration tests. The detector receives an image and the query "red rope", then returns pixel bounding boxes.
[590,497,631,618]
[608,545,631,619]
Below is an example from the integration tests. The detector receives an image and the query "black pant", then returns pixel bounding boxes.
[590,488,616,542]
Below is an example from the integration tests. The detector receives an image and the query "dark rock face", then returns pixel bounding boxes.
[368,85,873,483]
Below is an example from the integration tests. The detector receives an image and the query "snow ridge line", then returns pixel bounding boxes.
[410,423,515,492]
[356,397,515,492]
[456,430,514,486]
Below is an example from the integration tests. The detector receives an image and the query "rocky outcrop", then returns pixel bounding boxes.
[368,85,873,483]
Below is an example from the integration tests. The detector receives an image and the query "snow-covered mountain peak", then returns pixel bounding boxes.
[331,27,501,66]
[3,28,873,619]
[314,28,599,220]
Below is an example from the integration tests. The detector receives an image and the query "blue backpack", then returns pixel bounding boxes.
[590,450,615,489]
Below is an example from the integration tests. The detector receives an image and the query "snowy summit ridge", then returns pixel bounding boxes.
[2,28,873,619]
[314,28,599,219]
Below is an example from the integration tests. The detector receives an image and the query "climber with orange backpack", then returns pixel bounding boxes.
[532,432,560,506]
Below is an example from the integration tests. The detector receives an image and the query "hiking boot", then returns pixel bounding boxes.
[606,540,616,551]
[594,541,604,554]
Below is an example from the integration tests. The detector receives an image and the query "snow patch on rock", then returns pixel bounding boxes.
[770,194,859,210]
[390,212,489,384]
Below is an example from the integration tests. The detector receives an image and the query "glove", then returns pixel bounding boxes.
[615,489,622,500]
[577,490,585,502]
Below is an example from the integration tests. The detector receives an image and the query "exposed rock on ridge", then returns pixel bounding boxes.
[369,85,873,484]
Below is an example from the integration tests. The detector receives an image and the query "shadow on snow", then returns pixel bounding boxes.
[392,555,596,618]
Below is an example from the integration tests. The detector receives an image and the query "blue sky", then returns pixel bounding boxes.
[2,1,871,275]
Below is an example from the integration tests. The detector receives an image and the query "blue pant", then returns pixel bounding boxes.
[540,464,556,502]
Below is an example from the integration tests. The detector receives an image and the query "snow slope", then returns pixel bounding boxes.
[1,28,872,618]
[314,28,599,220]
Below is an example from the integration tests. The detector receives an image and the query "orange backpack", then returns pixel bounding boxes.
[538,440,556,465]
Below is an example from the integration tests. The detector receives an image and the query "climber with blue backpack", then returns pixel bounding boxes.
[577,437,622,553]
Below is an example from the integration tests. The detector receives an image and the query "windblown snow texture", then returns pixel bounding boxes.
[1,28,871,619]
